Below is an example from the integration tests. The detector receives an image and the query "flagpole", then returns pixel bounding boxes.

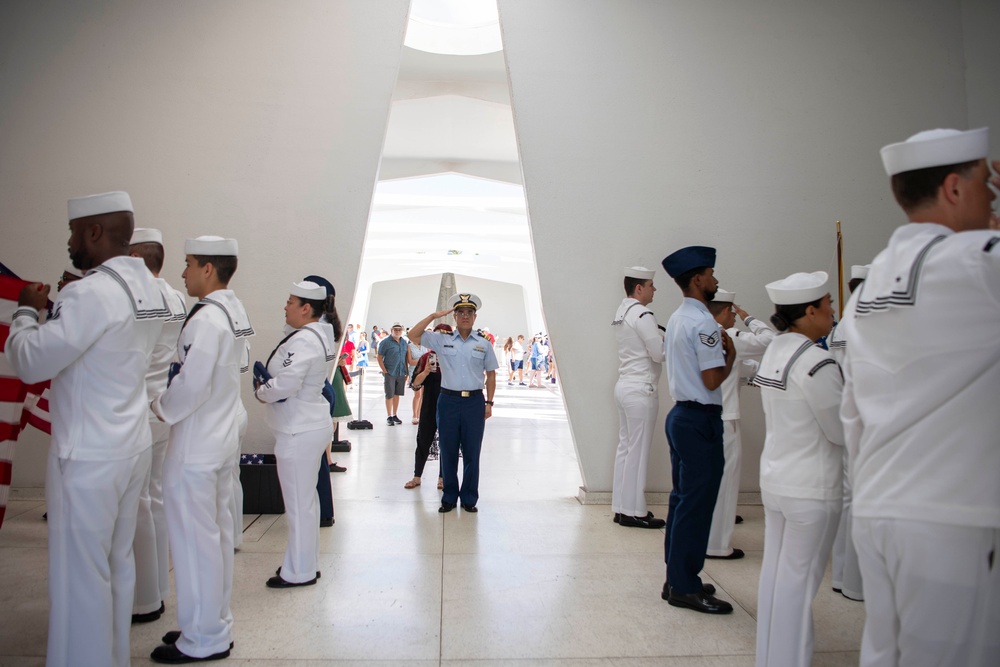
[836,220,845,319]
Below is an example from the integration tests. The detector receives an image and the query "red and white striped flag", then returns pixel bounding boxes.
[0,270,51,529]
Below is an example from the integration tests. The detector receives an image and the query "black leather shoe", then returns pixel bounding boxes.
[133,601,165,624]
[666,590,733,614]
[705,548,745,560]
[613,513,621,524]
[266,575,317,588]
[438,502,456,513]
[735,515,744,524]
[619,513,666,529]
[275,567,320,579]
[460,503,478,513]
[150,643,231,663]
[320,518,334,527]
[329,462,347,472]
[661,581,715,598]
[161,632,233,650]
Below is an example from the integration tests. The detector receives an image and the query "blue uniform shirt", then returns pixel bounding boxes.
[377,336,409,376]
[664,298,725,405]
[421,329,499,391]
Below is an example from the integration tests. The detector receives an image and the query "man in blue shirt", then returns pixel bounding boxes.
[410,294,498,513]
[377,323,409,425]
[661,246,735,614]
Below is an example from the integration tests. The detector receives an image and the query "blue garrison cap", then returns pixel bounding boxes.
[303,274,335,298]
[661,246,716,278]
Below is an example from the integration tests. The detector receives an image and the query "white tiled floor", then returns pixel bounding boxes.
[0,376,865,665]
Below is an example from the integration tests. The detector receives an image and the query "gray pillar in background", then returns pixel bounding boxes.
[435,272,457,326]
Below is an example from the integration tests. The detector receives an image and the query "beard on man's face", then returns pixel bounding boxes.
[69,249,91,272]
[704,288,717,302]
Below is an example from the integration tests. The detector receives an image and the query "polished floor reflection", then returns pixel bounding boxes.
[0,377,865,665]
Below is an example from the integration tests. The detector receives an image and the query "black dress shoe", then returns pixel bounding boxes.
[705,548,745,560]
[438,502,456,513]
[266,575,317,588]
[735,515,744,524]
[150,643,230,663]
[619,513,666,529]
[661,581,715,598]
[460,503,478,513]
[666,590,733,614]
[613,513,621,524]
[133,601,165,624]
[320,518,334,527]
[161,631,234,650]
[275,567,320,579]
[329,462,347,472]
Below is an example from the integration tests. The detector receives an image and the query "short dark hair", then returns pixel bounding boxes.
[707,301,730,316]
[674,266,709,291]
[890,159,979,212]
[130,242,164,273]
[848,277,864,293]
[623,276,647,296]
[770,296,824,332]
[191,254,238,285]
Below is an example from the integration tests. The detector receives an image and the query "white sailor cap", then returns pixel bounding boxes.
[880,127,989,176]
[290,280,326,301]
[765,271,829,306]
[850,264,870,281]
[450,293,482,311]
[624,266,655,280]
[714,289,736,304]
[184,235,238,256]
[68,191,133,221]
[130,227,162,245]
[63,263,84,278]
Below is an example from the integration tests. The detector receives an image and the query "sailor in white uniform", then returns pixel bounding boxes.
[255,281,336,588]
[7,191,168,667]
[705,289,774,560]
[611,266,666,529]
[753,271,844,667]
[149,236,253,664]
[129,227,188,625]
[826,263,868,602]
[841,127,999,667]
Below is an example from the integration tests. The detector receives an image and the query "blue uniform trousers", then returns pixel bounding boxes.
[664,402,724,594]
[317,454,333,522]
[437,393,486,507]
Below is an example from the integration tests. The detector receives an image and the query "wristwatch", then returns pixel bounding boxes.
[485,400,494,406]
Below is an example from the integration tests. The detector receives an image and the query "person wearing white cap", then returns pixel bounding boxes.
[840,128,999,667]
[704,288,775,560]
[610,266,666,529]
[149,236,252,663]
[377,322,409,425]
[410,293,499,513]
[752,271,843,667]
[254,281,337,589]
[7,191,170,667]
[128,228,189,625]
[826,263,869,603]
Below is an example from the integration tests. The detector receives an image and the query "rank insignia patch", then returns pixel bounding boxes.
[283,352,295,367]
[699,331,720,347]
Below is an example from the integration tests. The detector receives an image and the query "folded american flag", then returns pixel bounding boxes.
[0,263,52,529]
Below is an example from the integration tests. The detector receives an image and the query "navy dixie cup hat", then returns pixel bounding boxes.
[303,275,335,298]
[661,246,716,278]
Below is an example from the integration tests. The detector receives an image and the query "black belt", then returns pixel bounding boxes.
[440,388,483,398]
[675,400,722,414]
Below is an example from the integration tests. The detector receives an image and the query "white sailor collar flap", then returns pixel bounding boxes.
[197,293,254,339]
[612,299,643,326]
[89,258,171,322]
[752,339,815,391]
[853,229,947,317]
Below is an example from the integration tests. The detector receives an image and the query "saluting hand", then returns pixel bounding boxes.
[432,307,455,319]
[734,305,749,320]
[18,282,50,310]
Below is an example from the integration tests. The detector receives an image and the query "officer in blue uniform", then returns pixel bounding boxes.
[661,246,736,614]
[410,293,499,513]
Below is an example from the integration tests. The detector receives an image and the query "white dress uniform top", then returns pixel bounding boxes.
[707,290,774,557]
[232,341,250,549]
[151,278,253,659]
[8,206,169,665]
[256,285,335,584]
[133,267,188,616]
[753,273,844,667]
[611,266,665,520]
[840,127,999,667]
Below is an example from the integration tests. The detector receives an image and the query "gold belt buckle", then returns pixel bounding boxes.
[461,391,470,397]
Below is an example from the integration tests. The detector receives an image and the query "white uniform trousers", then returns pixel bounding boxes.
[45,447,150,667]
[611,381,658,517]
[831,451,863,599]
[231,409,247,549]
[133,419,171,613]
[756,492,841,667]
[854,518,1000,667]
[275,425,333,583]
[163,456,235,658]
[707,419,741,556]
